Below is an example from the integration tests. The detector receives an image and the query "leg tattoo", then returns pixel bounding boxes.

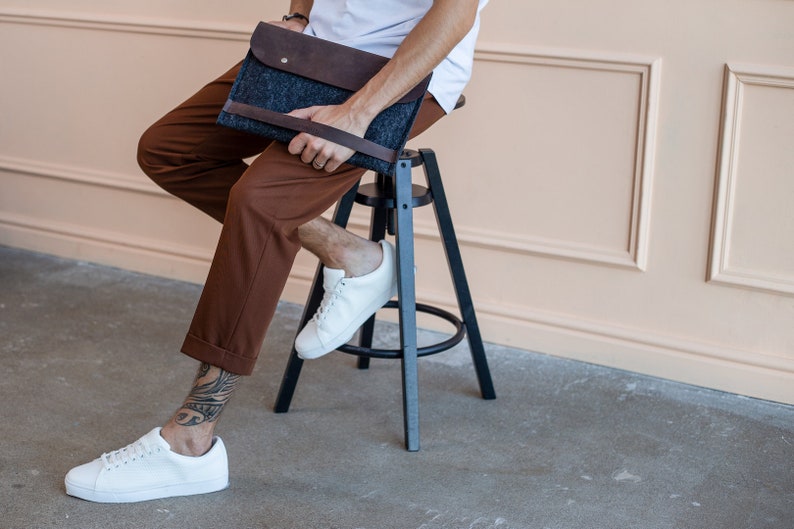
[174,363,241,427]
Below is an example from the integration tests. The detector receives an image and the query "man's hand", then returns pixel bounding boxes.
[286,104,370,172]
[269,13,361,172]
[282,0,477,172]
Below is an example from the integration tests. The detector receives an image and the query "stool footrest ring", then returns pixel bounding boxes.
[337,300,466,359]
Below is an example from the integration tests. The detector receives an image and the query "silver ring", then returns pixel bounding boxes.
[312,159,325,169]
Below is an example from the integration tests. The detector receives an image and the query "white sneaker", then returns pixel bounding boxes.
[65,428,228,503]
[295,240,398,360]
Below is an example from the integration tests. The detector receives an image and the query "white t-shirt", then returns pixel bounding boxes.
[304,0,488,113]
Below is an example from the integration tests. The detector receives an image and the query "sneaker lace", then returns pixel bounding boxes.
[313,278,347,325]
[100,438,160,469]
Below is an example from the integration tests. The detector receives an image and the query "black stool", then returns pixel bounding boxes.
[274,145,496,452]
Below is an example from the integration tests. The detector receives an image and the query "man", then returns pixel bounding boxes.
[65,0,487,503]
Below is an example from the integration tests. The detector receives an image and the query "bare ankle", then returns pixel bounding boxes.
[342,240,382,277]
[160,423,213,457]
[161,362,239,456]
[299,218,384,277]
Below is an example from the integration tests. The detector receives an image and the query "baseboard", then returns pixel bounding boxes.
[0,211,213,284]
[2,218,791,405]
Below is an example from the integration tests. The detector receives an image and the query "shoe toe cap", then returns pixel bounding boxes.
[65,458,103,491]
[294,321,323,358]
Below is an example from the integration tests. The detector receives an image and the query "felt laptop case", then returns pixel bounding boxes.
[217,22,432,175]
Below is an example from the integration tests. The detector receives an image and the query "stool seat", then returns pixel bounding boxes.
[355,182,433,208]
[274,147,496,451]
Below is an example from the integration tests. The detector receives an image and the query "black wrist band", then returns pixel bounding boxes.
[282,13,309,23]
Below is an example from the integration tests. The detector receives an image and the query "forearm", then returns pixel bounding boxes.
[346,0,478,122]
[286,0,480,170]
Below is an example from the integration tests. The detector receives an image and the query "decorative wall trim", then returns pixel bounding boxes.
[0,210,212,267]
[0,7,251,41]
[0,153,651,268]
[474,296,793,405]
[2,10,657,271]
[347,211,633,267]
[474,43,661,270]
[287,258,792,378]
[3,208,791,404]
[709,63,794,296]
[6,8,789,403]
[6,206,788,379]
[0,155,166,198]
[1,11,661,270]
[470,296,794,375]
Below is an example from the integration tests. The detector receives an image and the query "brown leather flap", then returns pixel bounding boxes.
[249,22,431,104]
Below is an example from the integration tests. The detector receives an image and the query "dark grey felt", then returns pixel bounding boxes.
[218,50,425,175]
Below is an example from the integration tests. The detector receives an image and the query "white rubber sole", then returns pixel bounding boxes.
[65,476,229,503]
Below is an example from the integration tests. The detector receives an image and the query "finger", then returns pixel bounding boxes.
[287,133,309,156]
[300,135,328,164]
[286,106,317,120]
[320,154,345,173]
[311,145,336,171]
[323,144,356,172]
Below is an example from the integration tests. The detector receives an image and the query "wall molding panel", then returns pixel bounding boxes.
[3,2,793,405]
[0,7,251,41]
[0,155,166,198]
[0,210,214,281]
[0,152,655,269]
[291,268,794,403]
[2,7,664,272]
[709,63,794,296]
[474,43,661,270]
[9,189,787,402]
[348,210,637,268]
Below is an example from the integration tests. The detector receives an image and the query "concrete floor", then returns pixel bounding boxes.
[1,245,792,529]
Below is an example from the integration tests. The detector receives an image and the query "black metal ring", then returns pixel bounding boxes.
[337,301,467,359]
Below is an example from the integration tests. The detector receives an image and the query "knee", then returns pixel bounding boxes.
[227,179,257,213]
[226,179,281,227]
[137,124,163,178]
[136,122,183,188]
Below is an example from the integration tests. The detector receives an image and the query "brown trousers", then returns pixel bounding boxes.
[137,62,446,375]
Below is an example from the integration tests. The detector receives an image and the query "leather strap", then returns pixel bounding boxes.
[223,100,399,163]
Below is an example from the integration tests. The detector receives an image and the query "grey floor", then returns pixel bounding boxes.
[1,245,792,529]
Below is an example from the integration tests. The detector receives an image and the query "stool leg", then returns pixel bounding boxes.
[419,149,496,400]
[357,202,389,370]
[274,182,360,413]
[394,159,421,451]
